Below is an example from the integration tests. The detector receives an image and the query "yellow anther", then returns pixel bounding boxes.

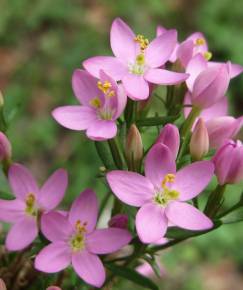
[134,34,149,51]
[97,80,112,94]
[25,193,35,207]
[161,173,175,189]
[167,190,180,199]
[195,38,205,46]
[107,90,115,98]
[90,97,101,108]
[75,220,87,233]
[203,51,212,61]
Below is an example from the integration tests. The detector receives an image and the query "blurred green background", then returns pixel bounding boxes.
[0,0,243,289]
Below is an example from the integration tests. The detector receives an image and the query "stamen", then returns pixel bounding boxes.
[161,173,175,189]
[136,54,145,66]
[97,80,112,94]
[90,97,101,108]
[203,51,212,61]
[75,220,87,233]
[195,38,205,46]
[25,193,37,216]
[134,34,149,51]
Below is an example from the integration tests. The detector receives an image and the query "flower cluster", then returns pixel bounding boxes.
[0,18,242,289]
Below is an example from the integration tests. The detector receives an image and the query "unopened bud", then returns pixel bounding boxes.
[190,118,209,160]
[0,279,6,290]
[108,214,128,229]
[125,124,143,171]
[0,132,12,162]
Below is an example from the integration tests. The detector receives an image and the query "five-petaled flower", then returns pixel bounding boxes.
[107,143,214,243]
[53,69,127,141]
[35,189,132,288]
[0,163,68,251]
[83,17,189,100]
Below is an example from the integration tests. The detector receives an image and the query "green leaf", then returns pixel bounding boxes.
[136,114,180,127]
[94,141,116,170]
[106,263,159,290]
[221,206,243,224]
[0,190,14,200]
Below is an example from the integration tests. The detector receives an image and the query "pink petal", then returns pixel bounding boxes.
[8,163,39,200]
[72,69,103,106]
[110,17,138,62]
[136,203,168,243]
[208,61,243,79]
[72,250,105,288]
[69,189,98,233]
[113,84,127,119]
[144,144,176,189]
[200,96,228,121]
[0,199,25,222]
[144,68,189,85]
[35,242,71,273]
[6,216,38,251]
[156,124,180,159]
[145,30,177,68]
[52,106,97,131]
[86,119,117,141]
[41,212,73,242]
[165,201,213,230]
[192,65,230,109]
[107,170,154,207]
[206,116,242,149]
[83,56,127,81]
[87,228,132,254]
[174,161,214,201]
[177,40,194,67]
[186,54,208,91]
[122,73,149,100]
[38,169,68,210]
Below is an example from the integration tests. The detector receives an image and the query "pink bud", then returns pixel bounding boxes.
[192,64,230,109]
[206,116,243,149]
[190,118,209,160]
[46,287,62,290]
[213,140,243,185]
[0,279,6,290]
[156,124,180,159]
[125,124,143,171]
[0,132,12,162]
[108,214,128,229]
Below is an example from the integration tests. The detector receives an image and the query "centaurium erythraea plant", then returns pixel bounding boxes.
[0,16,243,290]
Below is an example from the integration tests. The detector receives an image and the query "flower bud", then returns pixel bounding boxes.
[125,124,143,171]
[206,116,243,149]
[156,124,180,159]
[46,287,62,290]
[213,140,243,185]
[0,279,6,290]
[0,132,12,162]
[190,118,209,160]
[108,214,128,229]
[191,64,230,109]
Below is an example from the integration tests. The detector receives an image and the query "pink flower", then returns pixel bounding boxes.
[213,140,243,185]
[156,124,180,159]
[83,18,188,100]
[108,214,128,229]
[0,132,12,162]
[0,163,68,251]
[190,63,230,109]
[184,94,242,149]
[107,144,214,244]
[177,32,243,78]
[53,69,126,141]
[35,189,132,288]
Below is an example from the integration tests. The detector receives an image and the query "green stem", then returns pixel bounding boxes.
[204,184,227,218]
[108,138,124,170]
[124,99,134,128]
[98,192,111,218]
[217,201,243,219]
[181,106,201,138]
